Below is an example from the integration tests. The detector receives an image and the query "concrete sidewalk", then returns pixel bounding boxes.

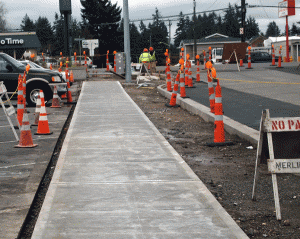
[32,81,248,238]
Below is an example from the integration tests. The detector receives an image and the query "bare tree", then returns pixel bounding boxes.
[0,2,7,31]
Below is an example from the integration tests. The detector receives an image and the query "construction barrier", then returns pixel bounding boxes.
[240,59,243,67]
[166,72,180,108]
[15,112,38,148]
[113,51,117,72]
[271,45,276,66]
[206,61,215,113]
[179,63,188,98]
[196,55,201,82]
[187,60,195,88]
[35,90,53,135]
[206,79,233,147]
[246,46,253,69]
[17,74,24,126]
[208,46,212,62]
[277,45,283,68]
[106,51,109,71]
[50,86,61,108]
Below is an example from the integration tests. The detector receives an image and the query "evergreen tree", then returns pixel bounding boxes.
[174,12,187,47]
[0,2,6,32]
[81,0,122,54]
[223,4,240,38]
[245,16,260,40]
[290,23,298,36]
[130,23,141,62]
[266,21,280,37]
[35,16,54,52]
[148,8,168,65]
[52,13,64,55]
[20,14,35,32]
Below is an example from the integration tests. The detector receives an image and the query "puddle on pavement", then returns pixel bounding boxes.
[186,153,221,165]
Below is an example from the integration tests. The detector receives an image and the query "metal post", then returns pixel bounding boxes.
[64,12,70,57]
[123,0,132,82]
[241,0,246,43]
[193,0,197,59]
[286,16,290,62]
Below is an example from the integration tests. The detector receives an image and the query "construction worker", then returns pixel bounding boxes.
[149,47,156,73]
[139,48,152,73]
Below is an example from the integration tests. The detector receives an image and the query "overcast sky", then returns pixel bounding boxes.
[5,0,300,43]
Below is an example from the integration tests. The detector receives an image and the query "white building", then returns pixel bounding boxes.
[264,36,300,61]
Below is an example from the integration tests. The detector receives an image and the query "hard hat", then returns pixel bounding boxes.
[143,48,148,52]
[149,47,153,51]
[205,61,212,69]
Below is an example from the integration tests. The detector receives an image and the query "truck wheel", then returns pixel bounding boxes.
[26,82,52,107]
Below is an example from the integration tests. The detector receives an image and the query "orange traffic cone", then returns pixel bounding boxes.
[32,93,41,126]
[22,72,27,108]
[69,70,74,83]
[66,79,73,104]
[166,61,172,92]
[50,86,61,108]
[179,66,188,98]
[35,90,53,135]
[15,112,38,148]
[207,69,215,113]
[166,72,180,108]
[196,55,201,82]
[206,79,233,147]
[50,64,53,70]
[187,62,195,88]
[17,74,24,127]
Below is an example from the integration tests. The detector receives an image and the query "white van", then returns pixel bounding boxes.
[211,48,223,64]
[71,56,93,66]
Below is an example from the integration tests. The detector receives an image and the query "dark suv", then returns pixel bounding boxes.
[0,53,67,106]
[244,52,280,63]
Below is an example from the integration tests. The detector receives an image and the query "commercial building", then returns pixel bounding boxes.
[0,32,41,59]
[264,36,300,62]
[179,33,242,60]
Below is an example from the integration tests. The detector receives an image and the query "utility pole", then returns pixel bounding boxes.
[123,0,132,82]
[168,20,172,50]
[193,0,197,59]
[168,20,172,60]
[241,0,246,42]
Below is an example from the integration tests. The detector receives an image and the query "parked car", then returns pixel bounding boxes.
[0,53,67,106]
[19,60,70,86]
[244,52,281,63]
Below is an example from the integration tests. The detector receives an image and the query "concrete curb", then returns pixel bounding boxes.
[157,84,259,146]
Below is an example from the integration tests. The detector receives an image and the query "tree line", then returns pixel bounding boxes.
[18,1,298,64]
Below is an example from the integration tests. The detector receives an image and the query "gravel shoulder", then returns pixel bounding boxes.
[122,78,300,239]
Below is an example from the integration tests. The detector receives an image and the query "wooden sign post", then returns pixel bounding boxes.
[252,109,300,220]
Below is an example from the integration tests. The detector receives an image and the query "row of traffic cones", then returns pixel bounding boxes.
[165,58,233,147]
[15,90,54,148]
[205,62,233,147]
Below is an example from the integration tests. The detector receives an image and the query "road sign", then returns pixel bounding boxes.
[252,109,300,221]
[239,28,244,35]
[278,0,295,18]
[82,39,99,56]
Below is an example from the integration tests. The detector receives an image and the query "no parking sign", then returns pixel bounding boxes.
[252,109,300,220]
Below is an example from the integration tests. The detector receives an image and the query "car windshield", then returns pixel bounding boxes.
[4,54,24,68]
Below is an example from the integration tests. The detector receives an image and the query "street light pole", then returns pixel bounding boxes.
[241,0,246,42]
[123,0,132,82]
[193,0,197,60]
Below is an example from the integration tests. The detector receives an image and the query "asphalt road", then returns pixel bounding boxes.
[0,81,81,239]
[163,61,300,130]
